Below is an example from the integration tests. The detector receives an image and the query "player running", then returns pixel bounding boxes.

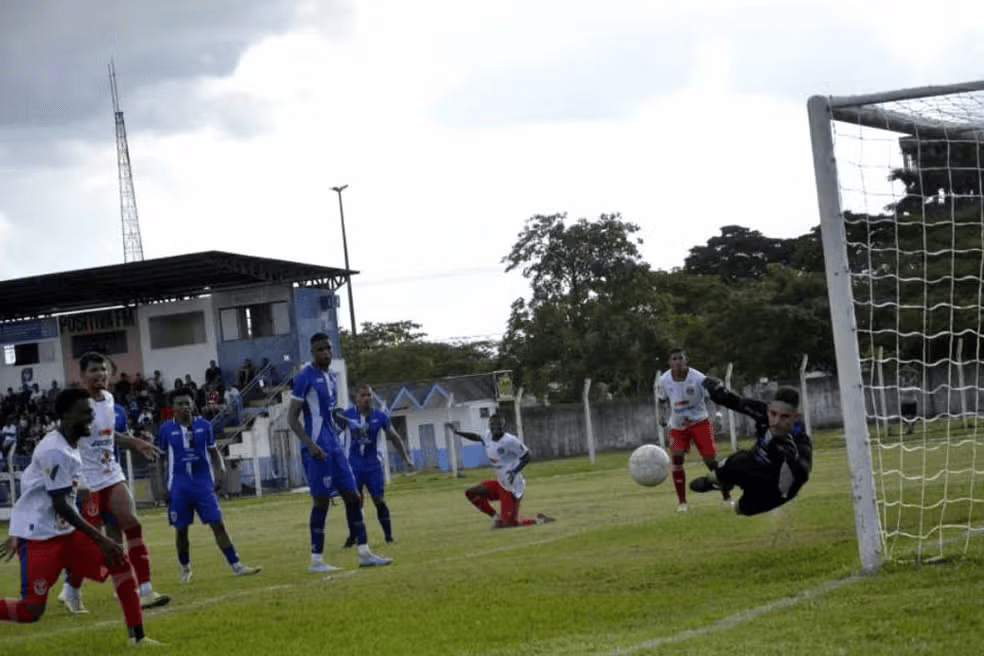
[447,414,554,528]
[338,384,415,546]
[0,388,161,647]
[58,352,169,613]
[158,388,261,583]
[656,348,732,512]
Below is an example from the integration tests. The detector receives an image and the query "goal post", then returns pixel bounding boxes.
[808,81,984,572]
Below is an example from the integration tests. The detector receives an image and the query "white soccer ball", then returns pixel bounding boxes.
[628,444,670,487]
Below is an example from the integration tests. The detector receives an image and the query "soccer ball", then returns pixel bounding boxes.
[628,444,670,487]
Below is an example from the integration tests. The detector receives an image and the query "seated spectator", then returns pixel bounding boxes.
[114,372,132,400]
[205,360,222,386]
[237,359,258,390]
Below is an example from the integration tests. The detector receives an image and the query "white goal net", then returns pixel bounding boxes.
[808,82,984,571]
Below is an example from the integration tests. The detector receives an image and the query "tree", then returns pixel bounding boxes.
[683,225,793,282]
[501,213,659,401]
[340,321,499,388]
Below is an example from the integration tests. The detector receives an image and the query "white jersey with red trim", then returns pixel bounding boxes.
[482,431,528,499]
[77,391,126,491]
[9,430,83,540]
[657,368,709,429]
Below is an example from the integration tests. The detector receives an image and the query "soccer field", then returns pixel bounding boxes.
[2,437,984,655]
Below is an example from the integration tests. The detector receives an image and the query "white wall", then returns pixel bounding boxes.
[0,339,64,397]
[138,298,218,387]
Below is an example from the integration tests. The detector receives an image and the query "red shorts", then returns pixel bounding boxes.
[480,480,522,526]
[669,418,717,458]
[16,532,113,605]
[80,482,123,529]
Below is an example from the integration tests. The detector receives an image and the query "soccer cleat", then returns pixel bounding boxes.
[535,513,556,524]
[139,590,171,609]
[234,564,262,576]
[689,476,721,493]
[720,499,736,510]
[342,536,356,549]
[179,567,192,584]
[309,561,342,573]
[129,637,164,648]
[60,595,89,615]
[676,503,689,513]
[384,535,395,543]
[358,552,392,568]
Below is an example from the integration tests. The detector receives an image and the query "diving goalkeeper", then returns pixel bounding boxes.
[689,378,812,516]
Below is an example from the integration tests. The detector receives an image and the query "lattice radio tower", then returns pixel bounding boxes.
[109,61,144,262]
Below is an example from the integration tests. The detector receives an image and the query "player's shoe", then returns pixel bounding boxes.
[676,503,689,513]
[139,590,171,609]
[384,535,395,543]
[535,513,556,524]
[234,564,262,576]
[358,552,392,568]
[689,476,721,493]
[60,595,89,615]
[342,536,356,548]
[179,567,192,584]
[309,561,342,573]
[129,637,164,647]
[720,499,735,510]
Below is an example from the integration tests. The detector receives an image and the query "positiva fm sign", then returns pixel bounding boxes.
[58,308,136,334]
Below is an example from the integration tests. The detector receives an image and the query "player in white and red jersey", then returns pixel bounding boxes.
[0,388,160,647]
[447,414,554,528]
[58,352,169,613]
[657,348,732,512]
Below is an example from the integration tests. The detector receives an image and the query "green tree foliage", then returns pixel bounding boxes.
[340,321,498,388]
[501,213,665,401]
[683,225,793,281]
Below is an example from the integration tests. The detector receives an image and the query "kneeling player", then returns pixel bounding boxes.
[689,379,812,516]
[0,388,160,647]
[158,388,261,583]
[447,414,554,528]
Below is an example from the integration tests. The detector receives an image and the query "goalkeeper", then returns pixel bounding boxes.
[689,379,812,516]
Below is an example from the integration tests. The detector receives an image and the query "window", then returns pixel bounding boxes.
[3,343,40,366]
[220,302,289,341]
[71,331,128,359]
[149,312,207,349]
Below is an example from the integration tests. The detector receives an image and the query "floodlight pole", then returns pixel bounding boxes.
[332,184,357,339]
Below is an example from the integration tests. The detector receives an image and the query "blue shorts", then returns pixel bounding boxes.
[168,481,222,528]
[353,466,386,499]
[303,445,356,499]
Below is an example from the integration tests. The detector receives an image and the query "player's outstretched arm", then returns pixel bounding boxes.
[702,378,768,424]
[115,431,162,461]
[386,427,415,469]
[445,423,481,442]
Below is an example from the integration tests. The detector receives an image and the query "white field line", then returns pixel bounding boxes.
[604,575,864,655]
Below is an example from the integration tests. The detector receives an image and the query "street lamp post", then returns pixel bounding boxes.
[332,184,357,340]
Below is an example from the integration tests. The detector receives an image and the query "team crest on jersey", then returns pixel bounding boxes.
[686,385,696,395]
[322,476,333,488]
[170,511,178,523]
[33,578,49,596]
[497,447,505,455]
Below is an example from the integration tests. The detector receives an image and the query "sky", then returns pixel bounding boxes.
[3,0,984,343]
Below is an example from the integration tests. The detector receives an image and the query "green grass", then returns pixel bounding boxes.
[2,437,984,655]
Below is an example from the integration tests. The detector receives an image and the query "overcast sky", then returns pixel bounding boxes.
[3,0,984,342]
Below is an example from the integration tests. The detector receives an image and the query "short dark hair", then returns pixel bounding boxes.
[169,387,195,406]
[79,351,106,373]
[669,347,686,357]
[54,388,90,418]
[310,332,331,345]
[773,386,800,408]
